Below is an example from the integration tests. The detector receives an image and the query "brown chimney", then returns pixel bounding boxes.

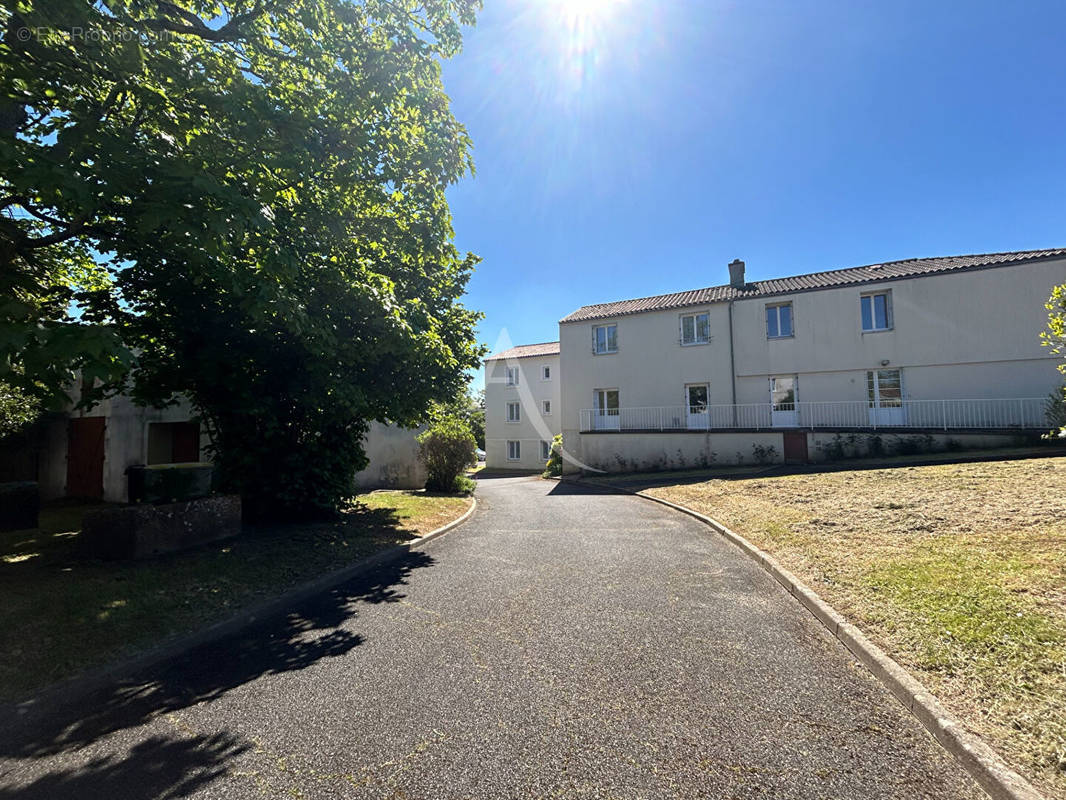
[728,258,746,288]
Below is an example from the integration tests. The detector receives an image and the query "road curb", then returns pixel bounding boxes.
[563,477,1044,800]
[6,495,477,723]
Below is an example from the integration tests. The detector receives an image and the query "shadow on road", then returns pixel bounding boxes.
[1,549,435,775]
[0,733,249,800]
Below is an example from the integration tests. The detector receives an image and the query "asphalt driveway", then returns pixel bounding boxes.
[0,476,983,799]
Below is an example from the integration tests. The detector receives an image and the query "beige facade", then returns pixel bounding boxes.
[484,345,561,470]
[731,257,1064,407]
[547,251,1066,473]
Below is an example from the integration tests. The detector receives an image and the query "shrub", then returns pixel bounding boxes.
[894,434,935,456]
[818,434,847,461]
[452,475,477,495]
[752,443,777,465]
[417,417,477,493]
[1046,387,1066,438]
[542,435,563,478]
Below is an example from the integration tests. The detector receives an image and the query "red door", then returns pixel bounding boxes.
[782,431,808,465]
[67,417,106,499]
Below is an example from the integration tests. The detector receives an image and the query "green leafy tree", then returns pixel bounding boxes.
[417,416,475,494]
[470,388,485,450]
[542,433,562,477]
[429,386,483,449]
[1044,285,1066,437]
[1046,286,1066,366]
[0,379,42,439]
[1,0,484,517]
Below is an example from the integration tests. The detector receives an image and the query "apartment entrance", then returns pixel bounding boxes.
[770,376,798,427]
[685,383,709,430]
[593,389,620,431]
[867,369,905,426]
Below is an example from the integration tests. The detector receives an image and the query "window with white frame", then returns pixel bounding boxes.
[766,303,793,338]
[507,441,521,460]
[542,399,551,415]
[593,324,618,354]
[506,401,521,422]
[540,440,551,460]
[861,292,892,332]
[866,369,902,407]
[680,311,710,345]
[505,366,519,386]
[541,365,551,380]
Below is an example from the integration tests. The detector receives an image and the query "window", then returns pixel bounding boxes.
[680,312,710,345]
[540,440,551,460]
[541,365,551,380]
[867,369,902,407]
[861,292,892,332]
[506,401,521,422]
[507,441,521,461]
[770,376,796,410]
[542,400,552,415]
[686,384,708,413]
[766,303,793,338]
[593,324,618,354]
[147,421,200,465]
[506,366,519,386]
[684,383,709,429]
[592,388,620,430]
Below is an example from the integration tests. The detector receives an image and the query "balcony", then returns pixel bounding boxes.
[578,398,1051,433]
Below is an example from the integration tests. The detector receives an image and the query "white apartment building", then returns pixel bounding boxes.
[486,248,1066,472]
[484,342,561,470]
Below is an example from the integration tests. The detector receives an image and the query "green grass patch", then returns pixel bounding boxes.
[0,491,471,702]
[621,455,1066,797]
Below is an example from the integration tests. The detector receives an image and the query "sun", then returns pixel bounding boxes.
[529,0,631,94]
[551,0,628,26]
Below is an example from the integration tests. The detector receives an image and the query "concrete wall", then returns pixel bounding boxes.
[572,429,1031,473]
[575,432,786,473]
[353,422,427,489]
[805,431,1033,462]
[485,353,561,470]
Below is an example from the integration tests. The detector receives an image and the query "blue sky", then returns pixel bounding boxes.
[442,0,1066,388]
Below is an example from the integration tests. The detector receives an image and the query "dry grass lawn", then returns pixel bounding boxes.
[634,457,1066,798]
[0,491,471,702]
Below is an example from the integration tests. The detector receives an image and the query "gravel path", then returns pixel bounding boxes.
[0,476,984,799]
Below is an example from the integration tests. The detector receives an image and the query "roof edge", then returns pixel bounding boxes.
[558,248,1066,324]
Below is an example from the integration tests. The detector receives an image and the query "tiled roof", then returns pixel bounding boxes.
[484,341,560,361]
[559,248,1066,324]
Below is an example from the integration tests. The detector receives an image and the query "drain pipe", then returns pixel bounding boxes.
[726,258,746,428]
[727,299,738,427]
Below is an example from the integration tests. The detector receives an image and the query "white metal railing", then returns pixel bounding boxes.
[578,398,1050,433]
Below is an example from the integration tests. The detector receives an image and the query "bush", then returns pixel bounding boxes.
[818,434,847,461]
[542,435,563,477]
[894,434,935,456]
[417,418,476,493]
[1046,387,1066,437]
[752,443,777,465]
[452,475,477,495]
